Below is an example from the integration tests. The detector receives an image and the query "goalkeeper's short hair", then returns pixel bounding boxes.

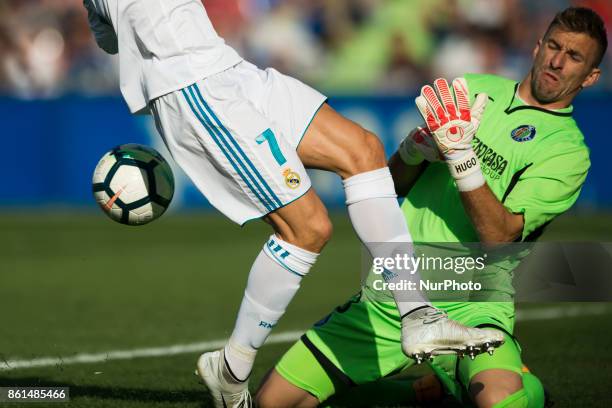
[544,7,608,67]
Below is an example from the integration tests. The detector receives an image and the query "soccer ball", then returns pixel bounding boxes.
[92,144,174,225]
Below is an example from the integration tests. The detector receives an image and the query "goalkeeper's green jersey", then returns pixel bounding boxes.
[364,73,590,305]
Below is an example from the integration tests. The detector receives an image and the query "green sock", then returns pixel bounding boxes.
[522,372,546,408]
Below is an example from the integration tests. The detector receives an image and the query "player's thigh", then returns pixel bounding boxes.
[256,368,319,408]
[298,104,386,179]
[249,66,386,178]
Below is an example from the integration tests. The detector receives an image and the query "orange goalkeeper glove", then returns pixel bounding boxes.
[415,78,488,191]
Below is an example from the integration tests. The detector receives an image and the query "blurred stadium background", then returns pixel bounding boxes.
[1,0,612,209]
[1,1,612,407]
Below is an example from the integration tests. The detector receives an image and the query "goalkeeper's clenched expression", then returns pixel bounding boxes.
[529,27,602,108]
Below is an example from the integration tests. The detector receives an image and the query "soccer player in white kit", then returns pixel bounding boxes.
[83,1,503,406]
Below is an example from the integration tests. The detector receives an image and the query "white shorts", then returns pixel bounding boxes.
[151,61,327,225]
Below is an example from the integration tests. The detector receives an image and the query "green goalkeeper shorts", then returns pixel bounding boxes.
[275,293,521,402]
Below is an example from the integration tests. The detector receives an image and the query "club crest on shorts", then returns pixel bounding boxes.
[283,168,301,189]
[510,125,536,142]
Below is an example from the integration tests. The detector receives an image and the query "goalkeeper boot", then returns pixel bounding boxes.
[196,349,252,408]
[401,306,504,364]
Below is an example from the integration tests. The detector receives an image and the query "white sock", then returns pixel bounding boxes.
[224,235,318,381]
[343,167,431,317]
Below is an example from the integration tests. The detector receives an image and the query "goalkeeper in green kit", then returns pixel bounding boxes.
[255,7,607,408]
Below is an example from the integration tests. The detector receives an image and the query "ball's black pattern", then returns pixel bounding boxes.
[93,144,174,225]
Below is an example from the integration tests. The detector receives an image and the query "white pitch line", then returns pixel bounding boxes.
[2,305,611,372]
[0,330,303,372]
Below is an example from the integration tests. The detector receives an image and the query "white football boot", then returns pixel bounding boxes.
[402,306,505,364]
[196,350,252,408]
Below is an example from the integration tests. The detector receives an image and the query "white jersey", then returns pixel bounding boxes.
[84,0,243,113]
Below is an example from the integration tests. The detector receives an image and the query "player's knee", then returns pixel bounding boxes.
[255,370,319,408]
[474,386,525,408]
[279,211,332,253]
[345,129,386,176]
[256,389,288,408]
[255,386,276,408]
[298,213,333,251]
[255,370,277,408]
[256,390,312,408]
[470,370,524,408]
[414,374,444,404]
[316,215,334,244]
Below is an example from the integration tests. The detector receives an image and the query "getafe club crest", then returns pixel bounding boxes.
[510,125,537,142]
[283,168,301,189]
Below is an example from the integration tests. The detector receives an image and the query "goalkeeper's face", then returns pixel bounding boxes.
[530,28,601,106]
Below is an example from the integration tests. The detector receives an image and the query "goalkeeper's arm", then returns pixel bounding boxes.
[389,153,427,198]
[459,184,524,244]
[415,78,523,244]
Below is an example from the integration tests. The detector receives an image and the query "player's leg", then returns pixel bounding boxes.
[521,369,547,408]
[317,341,545,408]
[458,332,545,408]
[219,189,332,381]
[263,188,332,252]
[151,73,333,407]
[394,302,544,408]
[469,369,525,407]
[257,357,440,408]
[256,364,321,408]
[256,300,478,408]
[256,294,413,407]
[430,304,528,407]
[320,374,443,407]
[298,104,504,359]
[468,369,546,408]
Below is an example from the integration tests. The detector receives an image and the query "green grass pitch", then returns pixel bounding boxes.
[1,211,611,407]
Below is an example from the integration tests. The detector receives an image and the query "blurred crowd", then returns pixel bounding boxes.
[0,0,610,99]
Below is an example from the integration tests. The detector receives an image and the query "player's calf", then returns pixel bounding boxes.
[220,190,331,392]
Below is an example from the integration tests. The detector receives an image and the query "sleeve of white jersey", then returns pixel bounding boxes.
[83,0,118,55]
